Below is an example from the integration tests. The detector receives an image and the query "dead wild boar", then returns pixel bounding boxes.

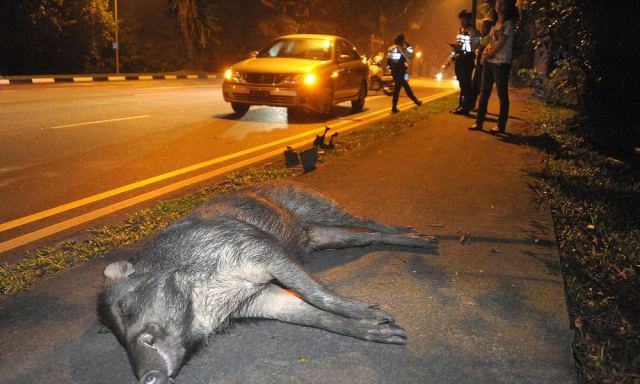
[98,180,437,383]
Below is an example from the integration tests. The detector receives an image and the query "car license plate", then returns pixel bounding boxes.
[271,88,297,97]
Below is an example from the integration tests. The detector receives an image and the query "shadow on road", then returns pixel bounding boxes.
[212,105,370,125]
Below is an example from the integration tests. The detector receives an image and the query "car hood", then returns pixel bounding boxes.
[231,57,329,74]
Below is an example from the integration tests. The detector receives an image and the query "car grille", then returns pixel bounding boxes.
[232,92,295,105]
[242,73,294,85]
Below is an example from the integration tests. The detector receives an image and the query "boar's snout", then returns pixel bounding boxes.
[139,369,170,384]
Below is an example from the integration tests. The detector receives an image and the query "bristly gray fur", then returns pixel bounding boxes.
[97,180,438,383]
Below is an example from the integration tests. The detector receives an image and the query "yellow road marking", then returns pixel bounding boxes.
[0,89,456,253]
[48,115,151,129]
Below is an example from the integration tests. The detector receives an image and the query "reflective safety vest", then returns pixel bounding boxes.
[386,44,413,72]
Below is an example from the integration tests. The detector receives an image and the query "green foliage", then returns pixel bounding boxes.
[530,106,640,383]
[518,58,585,107]
[0,0,115,74]
[116,0,190,72]
[166,0,221,59]
[520,0,640,156]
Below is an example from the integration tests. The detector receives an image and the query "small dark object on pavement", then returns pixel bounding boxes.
[313,126,331,147]
[321,132,339,150]
[284,146,300,167]
[299,146,319,172]
[98,181,439,383]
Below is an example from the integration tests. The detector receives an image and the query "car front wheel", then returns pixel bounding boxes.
[351,82,367,113]
[231,103,250,115]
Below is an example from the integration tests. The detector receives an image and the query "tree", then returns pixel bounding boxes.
[166,0,220,60]
[0,0,114,75]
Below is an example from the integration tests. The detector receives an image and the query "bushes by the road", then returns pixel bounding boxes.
[521,1,640,158]
[0,0,115,75]
[530,106,640,383]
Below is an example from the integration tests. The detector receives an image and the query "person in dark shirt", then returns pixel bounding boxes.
[451,10,480,116]
[386,33,422,113]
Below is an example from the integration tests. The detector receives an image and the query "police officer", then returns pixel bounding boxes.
[387,33,422,113]
[451,10,480,116]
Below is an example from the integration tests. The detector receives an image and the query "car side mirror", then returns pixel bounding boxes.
[249,50,259,58]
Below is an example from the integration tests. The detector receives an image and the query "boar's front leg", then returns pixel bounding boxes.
[234,284,407,344]
[265,255,395,322]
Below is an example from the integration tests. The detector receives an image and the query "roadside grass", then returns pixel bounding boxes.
[528,106,640,383]
[0,95,457,296]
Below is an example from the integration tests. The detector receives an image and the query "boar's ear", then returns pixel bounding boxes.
[104,261,135,284]
[137,332,155,348]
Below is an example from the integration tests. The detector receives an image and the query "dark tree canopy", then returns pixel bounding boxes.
[0,0,114,75]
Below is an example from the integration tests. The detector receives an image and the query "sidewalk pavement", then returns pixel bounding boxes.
[0,90,577,384]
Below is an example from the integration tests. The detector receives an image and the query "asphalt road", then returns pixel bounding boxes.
[0,78,455,258]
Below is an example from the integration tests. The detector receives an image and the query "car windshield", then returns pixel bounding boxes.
[257,38,332,60]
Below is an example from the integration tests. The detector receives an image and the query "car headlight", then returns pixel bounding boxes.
[303,73,317,86]
[224,68,244,83]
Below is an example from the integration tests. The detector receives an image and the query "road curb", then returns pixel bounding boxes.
[0,73,218,85]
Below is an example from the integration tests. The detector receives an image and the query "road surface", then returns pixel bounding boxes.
[0,78,456,258]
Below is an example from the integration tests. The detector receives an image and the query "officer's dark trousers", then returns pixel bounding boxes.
[392,73,419,110]
[471,63,483,109]
[454,53,475,112]
[476,62,511,130]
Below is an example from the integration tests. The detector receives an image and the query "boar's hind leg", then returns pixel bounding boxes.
[267,256,395,321]
[308,208,414,235]
[264,184,412,234]
[235,284,407,344]
[306,225,438,252]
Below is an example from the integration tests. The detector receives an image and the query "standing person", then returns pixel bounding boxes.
[387,33,422,114]
[470,18,495,111]
[450,10,480,116]
[469,0,519,133]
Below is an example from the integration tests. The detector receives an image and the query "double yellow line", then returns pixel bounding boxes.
[0,89,456,254]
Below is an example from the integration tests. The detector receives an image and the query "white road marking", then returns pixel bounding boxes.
[134,92,182,97]
[48,115,151,129]
[0,89,457,253]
